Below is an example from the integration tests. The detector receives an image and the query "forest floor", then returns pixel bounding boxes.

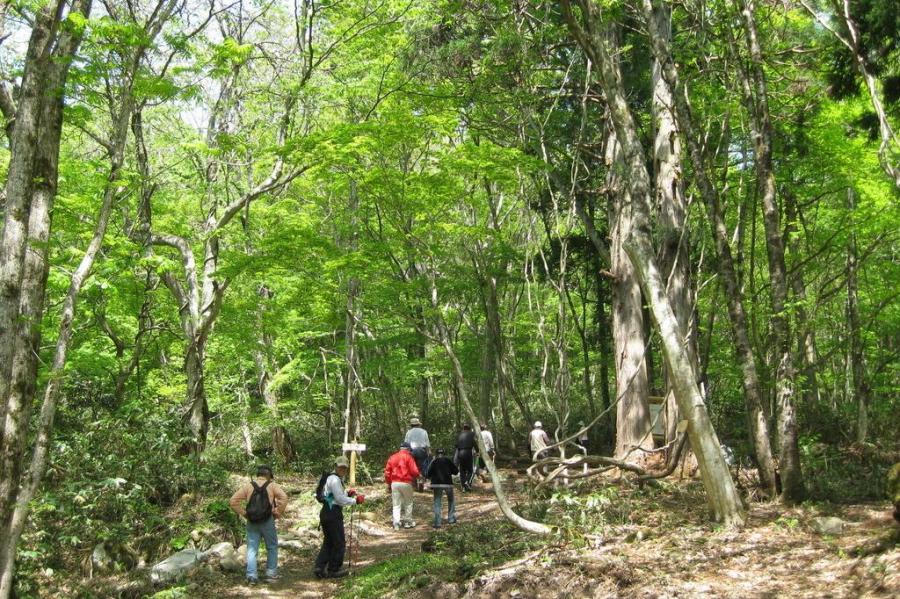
[173,467,900,599]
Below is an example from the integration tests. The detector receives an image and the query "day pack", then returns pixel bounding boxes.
[245,480,273,523]
[314,471,331,505]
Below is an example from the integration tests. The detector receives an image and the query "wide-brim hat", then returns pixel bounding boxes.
[409,417,421,426]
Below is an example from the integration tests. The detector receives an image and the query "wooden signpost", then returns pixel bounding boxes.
[342,441,367,485]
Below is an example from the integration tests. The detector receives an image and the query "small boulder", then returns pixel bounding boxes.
[278,539,307,551]
[150,549,203,584]
[220,556,243,573]
[812,516,845,536]
[202,542,236,563]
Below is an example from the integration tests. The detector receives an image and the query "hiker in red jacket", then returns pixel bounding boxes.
[384,441,420,530]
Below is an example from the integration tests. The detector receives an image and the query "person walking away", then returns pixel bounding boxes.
[426,448,458,528]
[477,422,495,482]
[385,441,420,529]
[455,424,477,491]
[229,465,289,585]
[529,421,553,476]
[314,456,365,579]
[576,421,590,454]
[404,416,431,491]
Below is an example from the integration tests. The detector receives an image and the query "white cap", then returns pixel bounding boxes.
[534,421,542,428]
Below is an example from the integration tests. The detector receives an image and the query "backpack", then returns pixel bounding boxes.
[245,480,273,523]
[314,471,331,504]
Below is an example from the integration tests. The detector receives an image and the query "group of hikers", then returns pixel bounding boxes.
[229,417,586,584]
[384,416,496,532]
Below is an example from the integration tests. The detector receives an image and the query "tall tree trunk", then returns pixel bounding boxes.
[737,0,804,502]
[343,180,362,447]
[637,0,779,497]
[183,340,210,451]
[0,4,59,417]
[0,2,93,595]
[651,1,698,444]
[593,252,614,442]
[846,188,869,443]
[478,324,497,424]
[608,132,653,460]
[561,1,746,525]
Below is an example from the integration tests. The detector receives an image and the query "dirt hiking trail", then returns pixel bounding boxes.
[196,473,512,599]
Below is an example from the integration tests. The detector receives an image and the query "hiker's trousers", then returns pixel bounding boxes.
[457,448,474,489]
[246,516,278,579]
[315,506,345,574]
[431,486,456,528]
[390,482,414,526]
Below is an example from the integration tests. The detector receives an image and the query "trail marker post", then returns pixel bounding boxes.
[342,441,367,486]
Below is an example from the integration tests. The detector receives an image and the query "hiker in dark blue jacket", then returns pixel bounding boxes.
[426,448,459,528]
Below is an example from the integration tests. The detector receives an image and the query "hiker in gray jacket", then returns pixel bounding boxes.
[404,416,431,491]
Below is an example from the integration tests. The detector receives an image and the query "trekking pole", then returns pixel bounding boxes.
[348,505,355,574]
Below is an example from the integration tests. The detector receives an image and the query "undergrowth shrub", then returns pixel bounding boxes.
[800,435,896,502]
[15,406,235,598]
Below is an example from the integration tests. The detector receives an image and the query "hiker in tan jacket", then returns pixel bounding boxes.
[229,465,289,585]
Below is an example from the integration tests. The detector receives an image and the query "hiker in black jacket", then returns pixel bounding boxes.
[426,448,458,528]
[455,424,477,491]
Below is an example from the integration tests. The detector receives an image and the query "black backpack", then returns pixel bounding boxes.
[245,480,273,523]
[314,471,331,504]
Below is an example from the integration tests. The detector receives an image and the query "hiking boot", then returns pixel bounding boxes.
[403,521,416,528]
[393,523,401,531]
[264,573,281,582]
[313,569,325,579]
[247,577,259,585]
[327,568,349,578]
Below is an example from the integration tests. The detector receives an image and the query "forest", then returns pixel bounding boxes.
[0,0,897,597]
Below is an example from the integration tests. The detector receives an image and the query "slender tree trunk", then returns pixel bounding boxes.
[784,193,821,409]
[183,340,210,451]
[846,188,869,443]
[798,0,900,189]
[0,5,59,418]
[737,0,804,502]
[561,1,746,525]
[240,387,254,458]
[478,323,497,424]
[637,0,779,497]
[343,180,362,448]
[0,3,93,595]
[0,134,117,599]
[651,1,698,444]
[429,276,550,534]
[594,256,614,442]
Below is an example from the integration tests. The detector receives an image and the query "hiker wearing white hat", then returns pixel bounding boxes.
[404,416,431,491]
[529,421,552,461]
